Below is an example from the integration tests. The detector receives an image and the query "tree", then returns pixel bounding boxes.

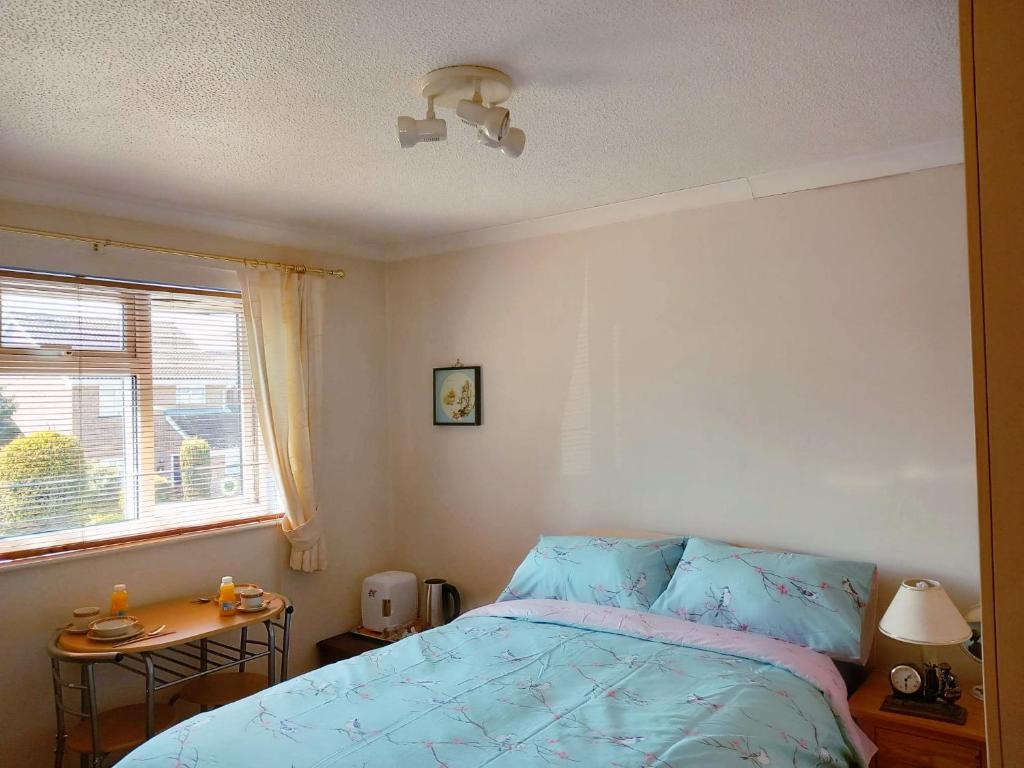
[83,463,125,523]
[0,431,88,532]
[0,389,21,448]
[180,437,212,500]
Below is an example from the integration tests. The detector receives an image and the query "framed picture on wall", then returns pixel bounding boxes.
[433,365,482,426]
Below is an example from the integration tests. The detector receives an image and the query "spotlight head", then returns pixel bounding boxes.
[476,126,526,159]
[456,99,510,142]
[499,127,526,158]
[397,116,447,148]
[476,131,500,149]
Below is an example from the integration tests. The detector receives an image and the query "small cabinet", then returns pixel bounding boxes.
[849,672,986,768]
[873,727,984,768]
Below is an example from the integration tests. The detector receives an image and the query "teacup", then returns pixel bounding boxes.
[237,586,264,609]
[71,606,101,631]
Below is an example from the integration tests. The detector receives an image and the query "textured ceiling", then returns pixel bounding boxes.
[0,1,961,251]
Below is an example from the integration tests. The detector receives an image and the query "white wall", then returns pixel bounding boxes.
[0,202,392,766]
[386,165,980,677]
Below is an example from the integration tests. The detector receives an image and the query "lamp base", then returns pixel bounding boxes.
[881,695,967,725]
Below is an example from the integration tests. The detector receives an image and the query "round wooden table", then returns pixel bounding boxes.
[58,592,287,654]
[48,592,293,768]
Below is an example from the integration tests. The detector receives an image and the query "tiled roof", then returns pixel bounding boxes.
[163,407,241,450]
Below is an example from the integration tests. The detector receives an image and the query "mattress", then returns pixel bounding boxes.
[118,599,875,767]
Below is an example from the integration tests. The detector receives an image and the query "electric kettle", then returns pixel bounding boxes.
[424,578,461,627]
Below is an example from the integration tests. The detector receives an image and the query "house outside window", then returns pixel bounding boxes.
[175,385,206,405]
[0,271,277,562]
[98,380,126,417]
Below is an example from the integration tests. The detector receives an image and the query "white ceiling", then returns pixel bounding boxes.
[0,1,961,256]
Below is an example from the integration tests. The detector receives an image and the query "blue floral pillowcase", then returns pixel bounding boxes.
[650,537,877,662]
[498,535,687,611]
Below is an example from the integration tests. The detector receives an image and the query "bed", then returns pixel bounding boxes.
[119,597,874,767]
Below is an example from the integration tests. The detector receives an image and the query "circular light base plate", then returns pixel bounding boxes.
[420,65,513,108]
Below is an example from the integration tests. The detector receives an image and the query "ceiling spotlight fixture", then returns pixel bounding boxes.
[456,99,510,143]
[397,65,526,159]
[396,95,447,148]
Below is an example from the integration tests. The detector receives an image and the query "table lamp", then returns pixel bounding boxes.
[878,578,972,723]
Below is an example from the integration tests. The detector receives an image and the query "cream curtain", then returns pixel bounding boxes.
[241,268,327,572]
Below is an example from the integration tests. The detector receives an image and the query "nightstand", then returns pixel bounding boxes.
[849,671,987,768]
[316,631,389,666]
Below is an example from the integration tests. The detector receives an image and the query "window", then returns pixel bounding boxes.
[175,385,207,405]
[0,271,278,562]
[97,380,126,417]
[1,287,126,351]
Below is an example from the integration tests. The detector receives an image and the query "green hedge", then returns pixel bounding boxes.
[85,464,125,524]
[155,474,179,503]
[180,437,212,500]
[0,431,89,529]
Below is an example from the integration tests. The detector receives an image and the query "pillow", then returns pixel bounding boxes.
[498,535,686,610]
[650,537,877,662]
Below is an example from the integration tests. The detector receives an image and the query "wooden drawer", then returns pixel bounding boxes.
[874,727,984,768]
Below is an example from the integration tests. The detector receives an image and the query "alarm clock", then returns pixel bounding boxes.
[889,663,923,697]
[882,661,967,725]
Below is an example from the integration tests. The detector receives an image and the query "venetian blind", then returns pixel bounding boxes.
[0,271,277,561]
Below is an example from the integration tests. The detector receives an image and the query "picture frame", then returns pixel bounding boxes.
[433,365,482,426]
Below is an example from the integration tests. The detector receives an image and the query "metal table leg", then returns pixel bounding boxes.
[143,654,157,739]
[84,663,101,768]
[265,620,277,686]
[199,638,209,712]
[51,659,66,768]
[78,664,89,768]
[239,626,248,673]
[281,605,293,682]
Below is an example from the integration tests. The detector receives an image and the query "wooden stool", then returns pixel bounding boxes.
[178,672,268,708]
[66,703,176,756]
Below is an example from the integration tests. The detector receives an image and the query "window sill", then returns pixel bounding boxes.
[0,514,284,572]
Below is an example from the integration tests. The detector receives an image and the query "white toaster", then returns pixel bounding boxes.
[361,571,418,632]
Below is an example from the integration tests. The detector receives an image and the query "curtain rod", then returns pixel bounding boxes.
[0,223,346,279]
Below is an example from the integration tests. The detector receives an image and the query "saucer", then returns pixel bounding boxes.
[63,623,91,635]
[236,600,271,613]
[89,616,139,636]
[87,621,145,642]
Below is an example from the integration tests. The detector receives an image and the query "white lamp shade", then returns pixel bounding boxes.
[879,579,972,646]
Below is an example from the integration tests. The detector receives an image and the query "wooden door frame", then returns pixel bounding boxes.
[960,1,1024,765]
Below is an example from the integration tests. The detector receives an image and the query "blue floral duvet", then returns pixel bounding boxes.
[118,600,875,767]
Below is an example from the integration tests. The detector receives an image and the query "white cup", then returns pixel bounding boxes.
[237,587,264,609]
[72,607,101,631]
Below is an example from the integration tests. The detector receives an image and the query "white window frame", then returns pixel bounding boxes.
[0,271,279,564]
